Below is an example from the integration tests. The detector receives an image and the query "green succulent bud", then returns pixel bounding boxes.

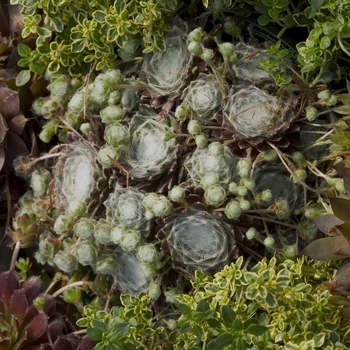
[62,288,82,304]
[329,178,346,193]
[208,141,224,156]
[33,296,46,311]
[224,200,242,219]
[187,41,202,56]
[205,185,227,207]
[325,95,337,106]
[264,236,275,248]
[175,104,189,121]
[236,186,248,197]
[237,158,252,179]
[188,27,205,42]
[239,198,251,211]
[299,221,318,242]
[246,227,258,240]
[317,89,331,101]
[110,226,125,245]
[282,245,298,258]
[104,68,124,85]
[68,199,87,217]
[31,97,50,116]
[292,152,306,168]
[148,283,161,299]
[187,120,202,135]
[142,193,159,210]
[292,169,307,183]
[48,74,72,99]
[39,119,59,143]
[145,209,155,220]
[274,199,291,219]
[305,106,318,122]
[168,186,186,203]
[95,255,118,275]
[195,134,208,148]
[229,54,238,63]
[241,178,255,191]
[108,90,122,105]
[304,207,323,219]
[80,122,93,135]
[200,48,214,62]
[54,251,79,274]
[54,214,74,235]
[163,130,175,141]
[73,218,96,239]
[153,195,172,216]
[259,189,273,203]
[262,150,277,162]
[97,145,120,168]
[121,89,139,111]
[137,244,158,265]
[67,90,84,115]
[166,319,178,331]
[202,173,220,189]
[223,18,241,36]
[30,169,50,197]
[219,42,235,58]
[100,105,126,124]
[76,240,99,266]
[94,219,113,245]
[104,123,130,146]
[120,230,142,251]
[228,182,238,194]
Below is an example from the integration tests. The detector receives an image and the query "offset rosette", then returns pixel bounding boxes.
[166,209,236,271]
[184,144,239,188]
[142,23,192,96]
[104,186,152,237]
[122,110,177,180]
[52,142,105,211]
[182,74,224,119]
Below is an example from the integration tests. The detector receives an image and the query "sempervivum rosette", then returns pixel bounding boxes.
[121,109,177,180]
[182,74,224,119]
[52,141,105,213]
[141,21,192,96]
[184,142,239,188]
[104,185,152,237]
[165,209,236,272]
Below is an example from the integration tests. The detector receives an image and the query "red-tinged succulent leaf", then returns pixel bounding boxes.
[0,87,19,118]
[44,314,64,342]
[333,258,350,290]
[10,289,28,325]
[78,335,98,350]
[0,271,19,311]
[0,113,8,144]
[336,245,350,256]
[22,276,44,305]
[22,304,39,329]
[40,294,56,317]
[7,112,27,135]
[312,214,344,234]
[299,236,350,260]
[337,222,350,239]
[0,339,11,350]
[0,147,4,172]
[52,337,74,350]
[330,197,350,222]
[24,313,48,345]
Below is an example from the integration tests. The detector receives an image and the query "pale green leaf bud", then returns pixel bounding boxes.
[241,178,255,191]
[229,54,238,63]
[202,174,219,189]
[120,229,141,251]
[200,48,214,62]
[145,210,155,220]
[104,123,130,146]
[97,145,120,168]
[274,199,291,219]
[329,178,346,193]
[219,42,235,58]
[237,158,252,179]
[94,219,113,245]
[62,289,81,304]
[54,251,79,274]
[104,68,123,85]
[205,185,227,207]
[39,119,59,143]
[195,134,208,148]
[108,90,122,105]
[239,198,251,211]
[76,240,99,266]
[264,236,275,248]
[30,169,50,197]
[175,104,189,121]
[325,95,337,106]
[208,141,224,156]
[31,97,50,117]
[163,130,175,141]
[223,19,241,36]
[236,186,248,197]
[246,227,258,240]
[228,182,238,194]
[261,189,273,202]
[54,214,73,235]
[68,199,87,217]
[317,89,330,101]
[137,244,158,265]
[33,296,46,311]
[121,89,139,111]
[305,106,318,122]
[282,245,298,258]
[169,186,186,203]
[188,27,205,42]
[110,225,124,245]
[142,193,159,210]
[80,122,93,135]
[262,150,277,162]
[299,221,318,242]
[148,283,161,299]
[153,196,172,216]
[187,41,202,56]
[292,169,307,183]
[187,120,202,135]
[292,152,306,168]
[73,218,96,239]
[100,105,126,124]
[224,200,242,219]
[95,255,118,275]
[304,207,323,219]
